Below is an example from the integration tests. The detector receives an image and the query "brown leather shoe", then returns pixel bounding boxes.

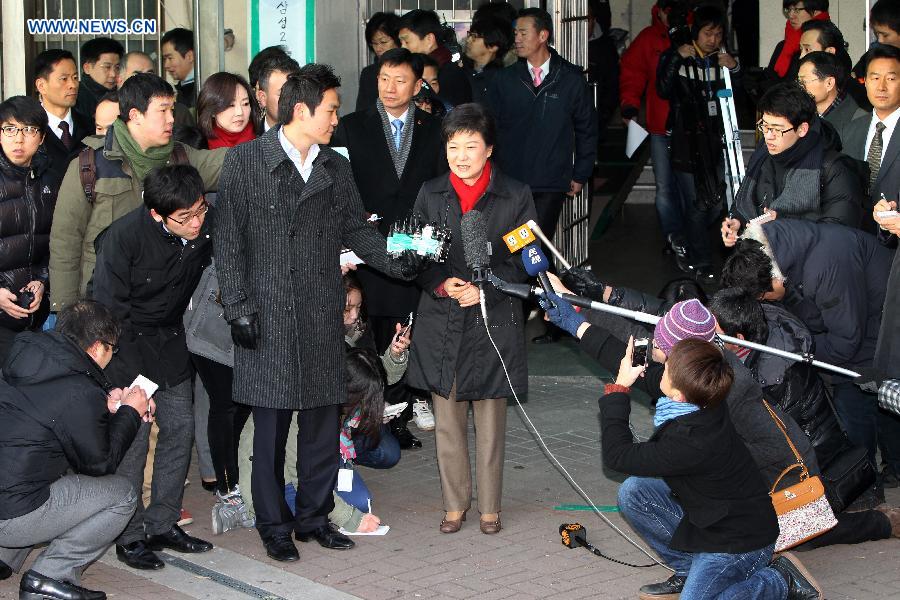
[439,512,466,533]
[479,517,501,534]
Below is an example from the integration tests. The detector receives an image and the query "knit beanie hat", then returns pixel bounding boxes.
[653,299,717,356]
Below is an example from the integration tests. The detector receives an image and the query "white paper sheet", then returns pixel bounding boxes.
[339,525,390,536]
[625,119,650,158]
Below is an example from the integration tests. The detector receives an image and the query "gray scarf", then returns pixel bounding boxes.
[376,100,415,177]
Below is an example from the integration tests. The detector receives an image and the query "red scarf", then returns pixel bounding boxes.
[207,121,256,149]
[450,160,492,214]
[774,12,830,77]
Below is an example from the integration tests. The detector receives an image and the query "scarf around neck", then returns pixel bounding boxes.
[451,160,492,214]
[735,117,824,220]
[653,396,699,428]
[113,119,175,182]
[774,12,830,77]
[207,121,256,149]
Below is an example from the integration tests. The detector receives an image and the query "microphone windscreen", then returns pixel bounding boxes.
[522,244,550,277]
[461,210,489,270]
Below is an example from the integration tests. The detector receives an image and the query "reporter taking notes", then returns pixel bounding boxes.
[406,103,537,535]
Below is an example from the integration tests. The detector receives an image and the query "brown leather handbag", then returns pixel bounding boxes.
[764,401,838,551]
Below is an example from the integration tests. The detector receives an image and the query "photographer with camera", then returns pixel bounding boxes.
[601,337,822,599]
[656,5,739,280]
[0,96,53,363]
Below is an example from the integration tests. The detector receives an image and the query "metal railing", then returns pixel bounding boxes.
[549,0,590,269]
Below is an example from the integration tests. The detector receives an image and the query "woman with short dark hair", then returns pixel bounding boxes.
[766,0,831,82]
[602,337,821,599]
[197,72,256,149]
[0,96,53,362]
[357,12,402,111]
[407,103,537,535]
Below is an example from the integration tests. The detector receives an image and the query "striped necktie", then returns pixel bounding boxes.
[868,121,887,190]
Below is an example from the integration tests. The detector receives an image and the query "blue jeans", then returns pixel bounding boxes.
[354,425,401,469]
[650,134,686,237]
[617,477,787,599]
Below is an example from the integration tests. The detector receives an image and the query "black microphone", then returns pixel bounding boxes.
[461,210,490,284]
[521,244,556,308]
[487,273,596,312]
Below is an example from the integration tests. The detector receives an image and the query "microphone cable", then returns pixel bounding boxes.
[478,289,672,572]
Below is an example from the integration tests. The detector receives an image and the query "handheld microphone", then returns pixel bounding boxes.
[461,210,490,284]
[521,244,557,308]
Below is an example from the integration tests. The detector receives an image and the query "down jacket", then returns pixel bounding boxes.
[746,303,849,469]
[761,220,891,371]
[0,331,141,519]
[0,148,53,332]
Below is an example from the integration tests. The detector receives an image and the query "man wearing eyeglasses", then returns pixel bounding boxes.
[49,73,226,314]
[721,81,864,246]
[89,164,215,571]
[797,51,866,133]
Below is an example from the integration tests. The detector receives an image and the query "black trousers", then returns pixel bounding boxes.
[531,191,568,259]
[250,404,340,541]
[191,354,251,494]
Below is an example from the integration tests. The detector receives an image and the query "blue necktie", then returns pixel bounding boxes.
[392,119,404,150]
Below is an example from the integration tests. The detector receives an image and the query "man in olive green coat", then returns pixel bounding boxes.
[49,73,225,311]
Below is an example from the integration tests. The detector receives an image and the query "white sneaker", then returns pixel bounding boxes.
[412,399,435,431]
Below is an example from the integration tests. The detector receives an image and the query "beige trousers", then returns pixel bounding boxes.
[432,381,507,515]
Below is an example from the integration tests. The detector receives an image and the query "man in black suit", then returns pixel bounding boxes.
[331,48,446,448]
[841,45,900,228]
[34,50,94,192]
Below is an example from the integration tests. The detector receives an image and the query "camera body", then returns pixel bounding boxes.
[664,0,693,48]
[15,290,34,309]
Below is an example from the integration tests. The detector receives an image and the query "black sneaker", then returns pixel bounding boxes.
[0,559,10,580]
[882,467,900,488]
[638,574,686,599]
[666,234,692,274]
[770,552,823,600]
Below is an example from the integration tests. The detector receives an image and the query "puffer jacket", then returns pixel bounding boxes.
[0,330,141,519]
[746,303,850,469]
[0,148,54,331]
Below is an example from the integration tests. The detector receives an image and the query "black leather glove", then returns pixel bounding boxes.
[561,267,607,301]
[229,314,260,349]
[621,105,639,120]
[390,250,423,281]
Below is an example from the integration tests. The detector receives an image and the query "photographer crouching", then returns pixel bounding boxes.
[601,338,822,599]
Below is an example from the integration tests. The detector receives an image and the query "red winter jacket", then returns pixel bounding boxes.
[619,6,671,135]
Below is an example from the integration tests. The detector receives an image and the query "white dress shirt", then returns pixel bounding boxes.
[279,127,320,183]
[44,107,74,141]
[865,107,900,167]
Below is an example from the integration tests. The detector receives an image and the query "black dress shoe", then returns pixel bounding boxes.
[0,559,11,580]
[296,523,355,550]
[115,541,164,570]
[147,525,213,553]
[769,553,823,600]
[263,533,300,562]
[19,569,106,600]
[638,573,685,599]
[391,422,422,449]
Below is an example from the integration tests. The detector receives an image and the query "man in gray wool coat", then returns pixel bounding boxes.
[214,64,417,562]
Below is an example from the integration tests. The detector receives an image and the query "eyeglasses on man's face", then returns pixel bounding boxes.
[101,340,119,354]
[1,125,42,138]
[783,5,807,16]
[756,119,797,137]
[165,200,209,226]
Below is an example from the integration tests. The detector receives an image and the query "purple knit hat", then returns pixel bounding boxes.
[653,299,717,356]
